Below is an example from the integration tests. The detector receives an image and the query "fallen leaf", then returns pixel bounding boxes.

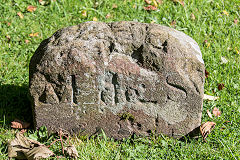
[206,109,213,119]
[24,146,54,160]
[212,107,221,117]
[205,69,209,78]
[220,127,226,130]
[145,0,152,4]
[39,0,48,5]
[203,94,219,100]
[81,10,87,17]
[157,0,163,5]
[112,4,118,9]
[200,121,216,141]
[152,0,158,7]
[171,0,184,6]
[11,119,30,129]
[8,133,30,159]
[206,43,210,48]
[203,40,210,48]
[29,32,39,37]
[17,12,24,19]
[106,13,111,19]
[218,83,224,90]
[8,133,53,160]
[64,145,79,159]
[224,120,230,123]
[144,5,157,11]
[221,57,228,64]
[222,10,229,16]
[27,5,37,12]
[25,39,30,44]
[170,20,176,27]
[20,129,27,134]
[235,47,239,54]
[93,17,98,21]
[234,19,238,24]
[151,20,156,24]
[7,22,11,26]
[6,35,11,42]
[190,13,195,20]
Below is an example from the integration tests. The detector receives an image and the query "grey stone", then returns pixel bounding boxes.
[29,21,205,139]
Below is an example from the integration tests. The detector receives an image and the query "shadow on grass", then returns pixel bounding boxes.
[0,84,33,126]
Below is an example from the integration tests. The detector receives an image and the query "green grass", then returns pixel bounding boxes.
[0,0,240,159]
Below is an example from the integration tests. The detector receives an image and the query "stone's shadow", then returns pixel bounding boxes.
[179,126,201,142]
[0,84,33,125]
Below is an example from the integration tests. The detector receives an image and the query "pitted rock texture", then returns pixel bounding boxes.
[29,21,205,139]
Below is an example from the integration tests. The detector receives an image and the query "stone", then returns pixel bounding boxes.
[29,21,205,139]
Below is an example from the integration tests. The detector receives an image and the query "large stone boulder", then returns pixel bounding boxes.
[29,21,205,139]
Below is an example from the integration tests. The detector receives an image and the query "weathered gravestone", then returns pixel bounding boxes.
[29,21,205,139]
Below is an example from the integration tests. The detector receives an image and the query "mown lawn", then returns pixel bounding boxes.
[0,0,239,159]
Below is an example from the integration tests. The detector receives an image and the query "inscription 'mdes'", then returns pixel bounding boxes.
[66,74,98,106]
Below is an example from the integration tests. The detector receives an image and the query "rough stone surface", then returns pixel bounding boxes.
[29,21,205,139]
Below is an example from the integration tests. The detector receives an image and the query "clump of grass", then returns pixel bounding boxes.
[119,112,135,122]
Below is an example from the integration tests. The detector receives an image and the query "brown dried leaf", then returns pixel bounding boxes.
[203,40,210,48]
[39,0,48,5]
[235,47,239,54]
[64,145,79,159]
[81,10,87,17]
[206,109,213,119]
[11,119,30,129]
[112,4,118,9]
[190,13,195,20]
[157,0,163,5]
[212,107,221,117]
[93,17,98,21]
[29,32,39,37]
[203,94,219,101]
[234,19,238,24]
[8,134,29,159]
[24,146,54,160]
[25,39,30,44]
[8,132,52,160]
[27,5,37,12]
[200,121,216,141]
[218,83,224,90]
[8,133,34,159]
[6,35,11,42]
[106,13,111,19]
[17,12,24,19]
[224,120,230,124]
[144,5,157,11]
[145,0,152,4]
[171,0,184,6]
[222,10,229,16]
[152,0,158,7]
[170,20,176,27]
[205,69,209,78]
[20,129,27,134]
